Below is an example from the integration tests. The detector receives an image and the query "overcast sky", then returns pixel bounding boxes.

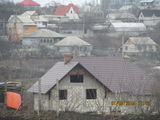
[15,0,94,6]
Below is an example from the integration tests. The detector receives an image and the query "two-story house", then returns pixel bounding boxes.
[7,15,37,42]
[28,55,159,114]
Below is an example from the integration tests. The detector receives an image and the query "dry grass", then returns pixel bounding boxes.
[0,110,160,120]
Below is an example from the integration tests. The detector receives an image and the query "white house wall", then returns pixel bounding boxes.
[123,44,139,53]
[57,46,92,56]
[66,7,79,20]
[22,38,39,48]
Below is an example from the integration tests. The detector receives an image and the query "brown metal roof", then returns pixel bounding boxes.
[28,62,79,94]
[28,57,158,95]
[73,57,156,95]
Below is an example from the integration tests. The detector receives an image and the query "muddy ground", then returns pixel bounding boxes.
[0,110,160,120]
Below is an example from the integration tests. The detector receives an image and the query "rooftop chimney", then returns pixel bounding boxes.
[64,53,73,64]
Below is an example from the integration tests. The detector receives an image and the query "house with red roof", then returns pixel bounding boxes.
[54,4,79,20]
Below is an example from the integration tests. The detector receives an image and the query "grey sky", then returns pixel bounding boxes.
[15,0,93,6]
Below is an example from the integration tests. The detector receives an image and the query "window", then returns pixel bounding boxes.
[59,90,67,100]
[137,45,142,51]
[24,27,29,32]
[125,46,128,50]
[70,75,83,83]
[86,89,97,99]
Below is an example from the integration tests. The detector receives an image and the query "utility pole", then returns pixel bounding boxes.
[38,66,41,116]
[83,16,85,35]
[2,18,6,35]
[56,79,59,117]
[122,31,125,57]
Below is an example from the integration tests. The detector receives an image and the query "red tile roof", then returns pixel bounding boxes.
[54,3,79,16]
[17,0,40,6]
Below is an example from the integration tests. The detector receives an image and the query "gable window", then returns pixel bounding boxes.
[86,89,97,99]
[70,75,83,83]
[24,27,29,32]
[59,90,67,100]
[125,46,128,50]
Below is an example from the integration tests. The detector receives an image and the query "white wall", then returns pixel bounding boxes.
[122,42,157,55]
[57,46,92,56]
[66,7,79,20]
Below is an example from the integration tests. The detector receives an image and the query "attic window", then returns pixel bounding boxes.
[70,75,83,83]
[125,46,128,50]
[59,90,67,100]
[86,89,97,99]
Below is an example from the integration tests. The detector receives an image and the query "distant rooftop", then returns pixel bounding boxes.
[54,3,79,16]
[128,37,157,45]
[21,11,37,16]
[140,9,160,17]
[140,0,154,3]
[24,29,64,38]
[55,36,91,46]
[111,22,146,32]
[17,0,40,6]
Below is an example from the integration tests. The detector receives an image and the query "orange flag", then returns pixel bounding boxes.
[6,92,21,110]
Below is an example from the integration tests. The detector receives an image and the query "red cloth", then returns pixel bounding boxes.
[6,92,21,110]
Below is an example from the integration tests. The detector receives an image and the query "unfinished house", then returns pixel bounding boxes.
[28,56,160,114]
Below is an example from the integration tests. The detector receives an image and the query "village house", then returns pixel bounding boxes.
[28,56,160,114]
[138,9,160,28]
[7,15,37,42]
[54,3,79,20]
[54,36,92,56]
[122,37,158,56]
[21,11,48,28]
[7,11,48,42]
[22,29,65,48]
